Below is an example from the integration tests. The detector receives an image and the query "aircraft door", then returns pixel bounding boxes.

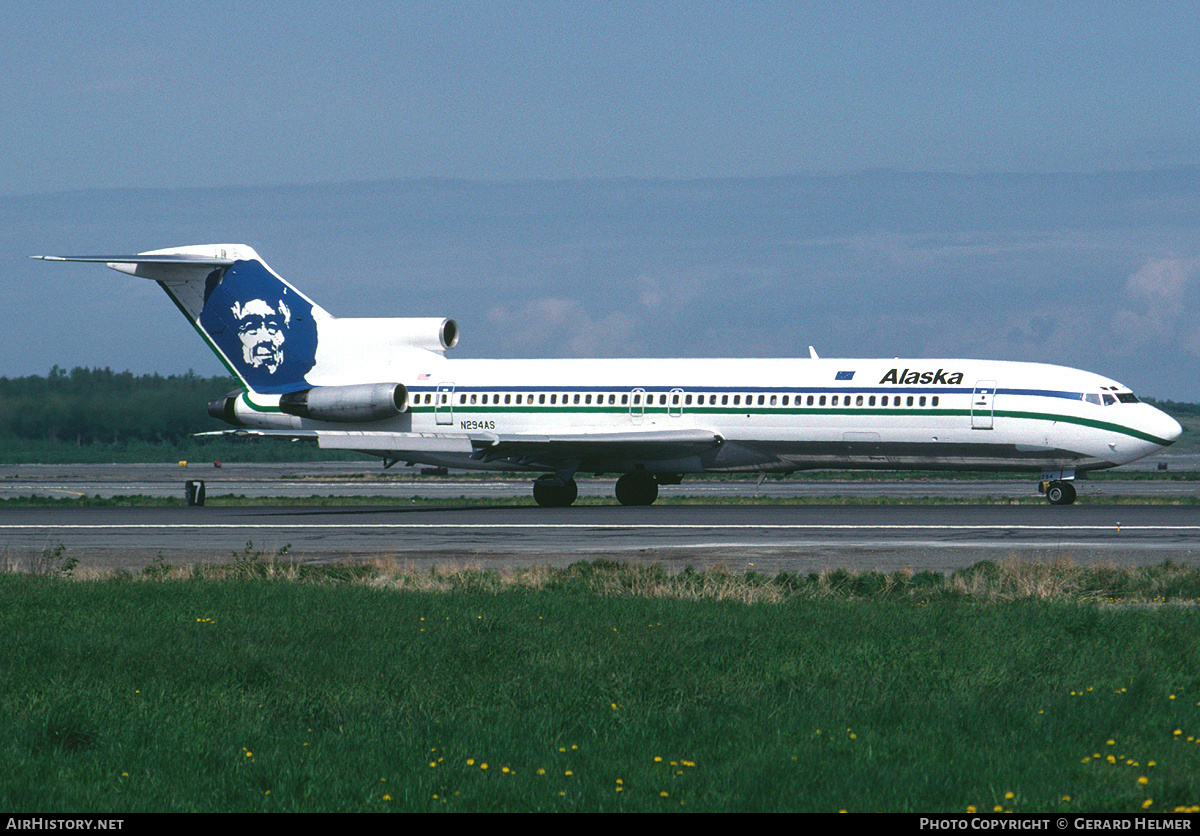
[629,388,645,424]
[971,380,996,430]
[435,383,455,425]
[669,388,684,417]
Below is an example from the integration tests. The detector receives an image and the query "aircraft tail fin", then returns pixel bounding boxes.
[34,245,327,394]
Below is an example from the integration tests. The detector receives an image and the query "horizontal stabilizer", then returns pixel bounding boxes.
[32,253,237,265]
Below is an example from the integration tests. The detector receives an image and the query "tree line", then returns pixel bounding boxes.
[0,366,238,446]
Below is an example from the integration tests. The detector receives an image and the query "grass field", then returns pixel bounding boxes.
[4,559,1200,813]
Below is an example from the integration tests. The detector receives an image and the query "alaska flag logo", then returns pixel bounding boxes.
[835,370,855,381]
[198,260,318,394]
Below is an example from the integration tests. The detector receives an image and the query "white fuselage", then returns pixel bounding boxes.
[229,353,1182,475]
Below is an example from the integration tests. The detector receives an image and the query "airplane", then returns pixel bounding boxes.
[35,244,1183,506]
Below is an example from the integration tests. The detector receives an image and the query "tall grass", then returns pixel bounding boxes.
[3,559,1200,812]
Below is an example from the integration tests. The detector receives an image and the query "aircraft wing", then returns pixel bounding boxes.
[462,427,725,465]
[200,426,724,468]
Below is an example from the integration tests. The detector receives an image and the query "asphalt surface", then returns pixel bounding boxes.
[1,460,1197,574]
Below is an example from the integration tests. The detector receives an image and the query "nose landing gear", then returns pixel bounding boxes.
[1042,480,1077,505]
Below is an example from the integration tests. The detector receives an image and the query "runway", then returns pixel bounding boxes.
[3,502,1198,576]
[2,459,1197,574]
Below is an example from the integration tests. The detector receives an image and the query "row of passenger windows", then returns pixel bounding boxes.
[409,392,942,408]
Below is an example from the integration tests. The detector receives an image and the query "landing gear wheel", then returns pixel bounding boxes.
[533,476,578,508]
[1046,481,1076,506]
[615,472,659,506]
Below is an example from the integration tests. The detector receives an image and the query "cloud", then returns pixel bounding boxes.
[1112,256,1200,352]
[486,297,647,357]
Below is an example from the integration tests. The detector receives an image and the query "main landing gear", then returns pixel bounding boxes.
[530,471,664,507]
[614,472,659,506]
[532,475,578,508]
[1041,480,1077,506]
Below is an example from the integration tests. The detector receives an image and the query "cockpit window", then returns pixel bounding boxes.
[1084,393,1101,406]
[1117,393,1139,404]
[1102,394,1116,406]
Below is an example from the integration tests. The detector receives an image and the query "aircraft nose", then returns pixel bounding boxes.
[1150,407,1183,446]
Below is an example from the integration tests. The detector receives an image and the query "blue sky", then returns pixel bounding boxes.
[5,2,1200,401]
[4,1,1199,192]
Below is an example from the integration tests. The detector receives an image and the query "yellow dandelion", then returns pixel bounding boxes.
[967,806,976,813]
[382,794,391,801]
[480,762,488,770]
[1143,799,1153,809]
[1139,776,1149,785]
[993,805,1003,812]
[1005,791,1014,800]
[467,758,475,766]
[537,768,546,775]
[1062,796,1071,802]
[661,791,669,798]
[565,770,573,776]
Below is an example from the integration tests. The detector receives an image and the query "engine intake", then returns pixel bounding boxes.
[279,382,408,423]
[208,390,245,425]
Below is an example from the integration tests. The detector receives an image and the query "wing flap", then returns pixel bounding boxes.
[473,427,724,462]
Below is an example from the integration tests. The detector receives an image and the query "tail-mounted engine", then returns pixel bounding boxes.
[278,382,408,422]
[207,382,409,426]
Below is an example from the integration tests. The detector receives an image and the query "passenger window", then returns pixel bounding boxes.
[807,395,815,406]
[722,395,729,405]
[869,396,876,406]
[932,396,939,406]
[819,396,826,406]
[907,396,914,406]
[919,396,926,407]
[856,395,863,406]
[782,395,789,406]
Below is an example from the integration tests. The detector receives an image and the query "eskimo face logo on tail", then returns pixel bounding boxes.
[198,260,317,393]
[232,298,290,373]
